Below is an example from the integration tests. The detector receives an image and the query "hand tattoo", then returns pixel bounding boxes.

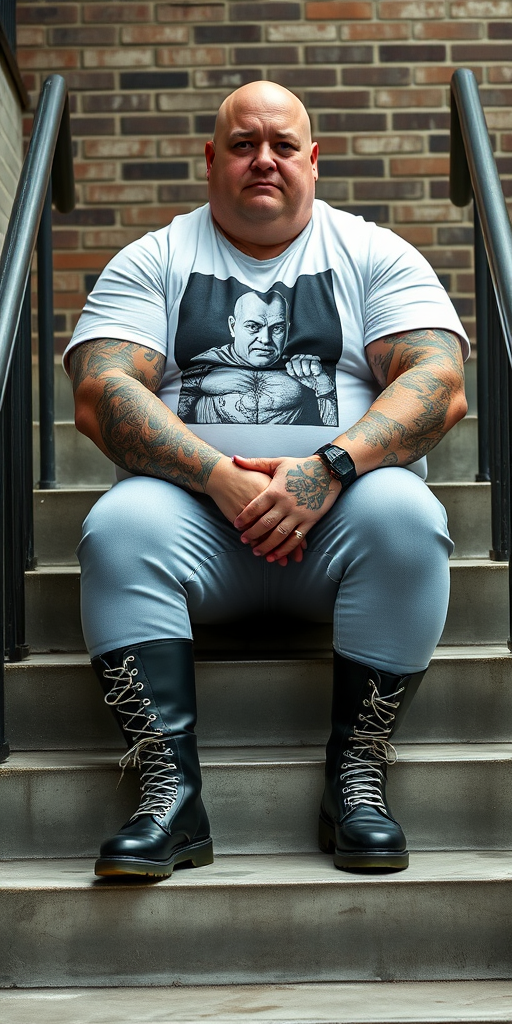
[285,459,332,510]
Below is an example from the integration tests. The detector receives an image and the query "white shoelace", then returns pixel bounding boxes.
[103,656,179,820]
[340,679,404,813]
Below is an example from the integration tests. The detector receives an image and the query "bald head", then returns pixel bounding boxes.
[214,81,312,148]
[205,80,318,259]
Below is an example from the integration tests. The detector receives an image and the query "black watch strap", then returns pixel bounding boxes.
[314,444,358,490]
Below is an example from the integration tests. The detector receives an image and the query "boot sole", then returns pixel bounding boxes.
[94,836,214,879]
[318,815,409,871]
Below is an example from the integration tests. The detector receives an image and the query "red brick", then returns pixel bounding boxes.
[390,156,449,174]
[354,180,424,198]
[73,161,117,181]
[489,67,512,83]
[53,271,81,292]
[232,46,299,63]
[306,90,371,108]
[17,27,45,46]
[85,184,156,203]
[230,3,301,18]
[456,273,475,291]
[376,88,445,107]
[380,0,444,14]
[394,203,463,222]
[413,21,482,38]
[84,139,157,158]
[50,27,117,45]
[306,45,373,62]
[415,65,482,84]
[122,116,189,134]
[156,4,225,21]
[54,252,115,270]
[480,88,512,106]
[83,49,154,68]
[121,206,191,225]
[70,117,115,136]
[157,46,225,66]
[353,134,424,153]
[342,67,410,85]
[17,5,78,24]
[121,26,189,44]
[159,138,208,156]
[194,69,262,87]
[425,248,472,268]
[84,4,151,22]
[341,23,410,39]
[500,133,512,150]
[380,43,445,60]
[392,224,435,244]
[83,94,152,113]
[450,0,512,15]
[52,292,88,309]
[452,44,512,61]
[65,72,115,90]
[83,229,145,247]
[306,1,372,16]
[271,67,337,86]
[17,48,80,69]
[267,24,336,41]
[489,22,512,38]
[316,136,349,153]
[393,111,449,128]
[158,183,208,201]
[52,230,80,249]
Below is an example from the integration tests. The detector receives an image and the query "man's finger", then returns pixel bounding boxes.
[232,454,276,474]
[252,519,307,557]
[234,490,276,530]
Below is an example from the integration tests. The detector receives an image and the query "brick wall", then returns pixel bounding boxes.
[16,0,512,354]
[0,51,22,252]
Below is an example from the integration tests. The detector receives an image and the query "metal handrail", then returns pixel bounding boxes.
[450,68,512,643]
[0,74,75,762]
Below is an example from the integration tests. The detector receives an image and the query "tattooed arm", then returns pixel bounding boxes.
[69,338,272,521]
[232,328,467,561]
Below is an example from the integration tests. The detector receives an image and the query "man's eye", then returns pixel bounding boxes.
[234,141,252,150]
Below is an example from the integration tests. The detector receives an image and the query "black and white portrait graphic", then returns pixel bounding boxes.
[176,271,342,426]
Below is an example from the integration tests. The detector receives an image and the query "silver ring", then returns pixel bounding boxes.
[294,530,304,540]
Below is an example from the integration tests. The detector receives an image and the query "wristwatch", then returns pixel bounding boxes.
[314,444,358,491]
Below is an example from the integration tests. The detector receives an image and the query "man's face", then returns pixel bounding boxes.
[205,82,318,251]
[229,293,288,367]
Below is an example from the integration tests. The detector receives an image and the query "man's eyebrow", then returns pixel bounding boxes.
[227,129,302,145]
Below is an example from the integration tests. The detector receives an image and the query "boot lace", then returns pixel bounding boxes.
[103,656,179,820]
[340,678,404,813]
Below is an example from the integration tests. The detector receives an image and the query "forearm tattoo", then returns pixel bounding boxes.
[69,340,222,490]
[350,328,465,466]
[285,459,332,511]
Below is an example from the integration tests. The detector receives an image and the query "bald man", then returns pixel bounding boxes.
[66,81,469,880]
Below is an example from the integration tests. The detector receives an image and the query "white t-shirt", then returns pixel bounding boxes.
[64,200,469,479]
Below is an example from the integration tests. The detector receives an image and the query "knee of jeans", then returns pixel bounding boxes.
[344,468,453,563]
[78,482,167,566]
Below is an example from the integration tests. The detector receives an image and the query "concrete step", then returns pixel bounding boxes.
[32,417,477,490]
[24,559,510,654]
[1,743,511,858]
[1,852,511,986]
[5,647,512,750]
[2,979,512,1023]
[33,423,114,488]
[33,482,492,566]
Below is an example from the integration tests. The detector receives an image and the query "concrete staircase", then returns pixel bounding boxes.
[1,359,512,1023]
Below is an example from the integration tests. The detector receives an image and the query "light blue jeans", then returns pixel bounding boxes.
[78,467,453,675]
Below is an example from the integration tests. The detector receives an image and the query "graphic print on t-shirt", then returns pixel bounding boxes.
[175,271,342,426]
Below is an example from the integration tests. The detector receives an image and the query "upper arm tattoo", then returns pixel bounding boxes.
[367,328,464,389]
[69,339,165,395]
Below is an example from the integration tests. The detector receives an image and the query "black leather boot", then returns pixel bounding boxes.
[92,638,213,879]
[319,651,426,871]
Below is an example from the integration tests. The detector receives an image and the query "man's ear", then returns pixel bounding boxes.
[228,316,236,338]
[311,141,319,182]
[205,141,215,179]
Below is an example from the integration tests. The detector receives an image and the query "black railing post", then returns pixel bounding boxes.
[473,205,490,482]
[488,291,510,561]
[37,182,56,489]
[0,405,10,763]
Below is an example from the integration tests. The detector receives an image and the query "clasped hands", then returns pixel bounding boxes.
[207,453,341,568]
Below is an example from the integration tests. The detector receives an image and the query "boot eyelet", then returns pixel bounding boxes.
[136,682,144,691]
[148,713,157,721]
[130,669,138,677]
[143,699,150,706]
[127,656,135,662]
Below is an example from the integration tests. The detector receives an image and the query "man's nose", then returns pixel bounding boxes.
[252,143,276,170]
[255,324,271,343]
